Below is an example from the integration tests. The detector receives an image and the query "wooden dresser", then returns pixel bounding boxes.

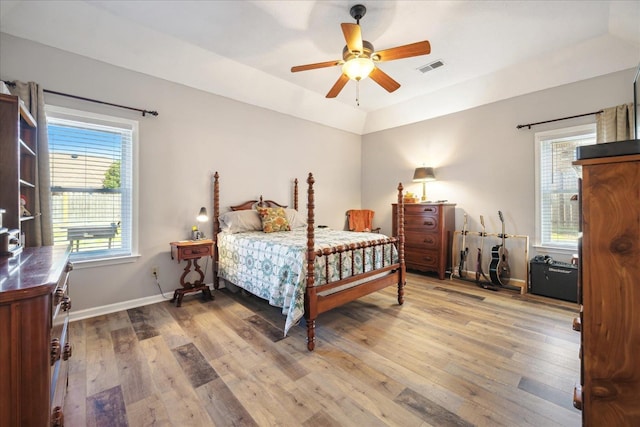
[0,246,73,427]
[573,152,640,425]
[392,203,456,279]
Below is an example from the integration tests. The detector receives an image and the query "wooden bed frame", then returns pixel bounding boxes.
[212,172,406,350]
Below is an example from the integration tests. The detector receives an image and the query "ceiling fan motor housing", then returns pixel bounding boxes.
[343,40,374,61]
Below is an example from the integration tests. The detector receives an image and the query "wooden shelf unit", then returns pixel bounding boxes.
[0,93,38,251]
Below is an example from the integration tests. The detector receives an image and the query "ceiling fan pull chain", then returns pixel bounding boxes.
[356,80,360,106]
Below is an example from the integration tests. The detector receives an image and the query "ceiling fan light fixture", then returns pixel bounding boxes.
[342,57,375,81]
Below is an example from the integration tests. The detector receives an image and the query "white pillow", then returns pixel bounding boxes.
[285,208,307,229]
[219,210,262,234]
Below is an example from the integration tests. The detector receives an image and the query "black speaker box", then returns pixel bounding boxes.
[529,256,578,303]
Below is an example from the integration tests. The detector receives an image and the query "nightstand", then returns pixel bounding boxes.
[169,239,214,307]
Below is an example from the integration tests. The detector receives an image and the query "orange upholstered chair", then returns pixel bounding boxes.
[346,209,380,233]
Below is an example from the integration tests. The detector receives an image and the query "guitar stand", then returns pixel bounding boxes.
[451,229,530,294]
[450,274,519,293]
[476,280,500,292]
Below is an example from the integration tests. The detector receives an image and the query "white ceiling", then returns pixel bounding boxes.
[1,1,639,134]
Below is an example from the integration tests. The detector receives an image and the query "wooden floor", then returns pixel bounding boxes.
[64,273,582,426]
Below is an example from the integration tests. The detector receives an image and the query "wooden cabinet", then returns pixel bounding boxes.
[392,203,456,279]
[573,153,640,426]
[0,246,72,427]
[0,93,38,254]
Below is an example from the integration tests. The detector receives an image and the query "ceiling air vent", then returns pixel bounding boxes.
[417,60,444,74]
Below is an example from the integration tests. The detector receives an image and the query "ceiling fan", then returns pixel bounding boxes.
[291,4,431,102]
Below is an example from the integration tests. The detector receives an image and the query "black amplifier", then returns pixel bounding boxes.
[529,256,578,303]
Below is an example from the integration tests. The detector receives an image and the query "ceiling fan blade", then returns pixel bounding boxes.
[326,74,350,98]
[369,67,401,93]
[291,60,342,73]
[341,23,363,55]
[374,41,431,62]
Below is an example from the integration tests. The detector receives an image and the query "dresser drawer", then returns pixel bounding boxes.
[405,250,439,269]
[403,204,439,216]
[405,231,439,249]
[50,316,70,427]
[50,316,70,367]
[404,215,439,231]
[52,262,72,320]
[179,244,212,259]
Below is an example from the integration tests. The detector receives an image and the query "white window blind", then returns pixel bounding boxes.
[46,106,137,261]
[535,124,595,249]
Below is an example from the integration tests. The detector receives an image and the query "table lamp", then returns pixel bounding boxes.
[193,207,208,239]
[413,167,436,202]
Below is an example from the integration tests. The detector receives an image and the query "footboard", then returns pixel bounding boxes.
[304,174,405,350]
[313,237,400,294]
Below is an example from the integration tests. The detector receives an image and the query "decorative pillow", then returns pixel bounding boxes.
[284,208,307,229]
[219,210,262,234]
[257,207,291,233]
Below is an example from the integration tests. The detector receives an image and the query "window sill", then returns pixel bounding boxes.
[70,253,141,269]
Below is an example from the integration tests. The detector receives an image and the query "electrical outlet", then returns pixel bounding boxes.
[151,266,158,277]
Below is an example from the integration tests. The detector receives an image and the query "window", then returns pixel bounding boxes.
[534,124,595,250]
[46,106,138,262]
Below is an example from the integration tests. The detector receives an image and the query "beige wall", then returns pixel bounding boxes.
[1,33,362,312]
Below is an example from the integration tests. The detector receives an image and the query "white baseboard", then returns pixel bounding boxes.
[68,283,217,323]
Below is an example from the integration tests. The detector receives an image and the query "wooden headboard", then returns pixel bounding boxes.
[230,197,288,211]
[212,173,299,238]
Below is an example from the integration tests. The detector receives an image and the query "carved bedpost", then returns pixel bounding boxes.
[305,173,317,351]
[397,182,405,305]
[213,172,220,290]
[294,178,299,211]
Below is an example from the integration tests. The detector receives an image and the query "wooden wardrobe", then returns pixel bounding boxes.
[573,151,640,426]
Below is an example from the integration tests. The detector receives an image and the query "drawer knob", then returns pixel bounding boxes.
[572,317,581,332]
[50,338,61,365]
[51,406,64,427]
[63,342,73,361]
[61,296,72,312]
[424,221,434,226]
[54,288,65,306]
[573,384,582,410]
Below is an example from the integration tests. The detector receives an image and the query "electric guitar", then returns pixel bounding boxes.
[458,213,469,278]
[475,215,491,284]
[489,211,511,286]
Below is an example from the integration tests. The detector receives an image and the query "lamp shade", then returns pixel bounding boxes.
[413,167,436,182]
[197,207,208,222]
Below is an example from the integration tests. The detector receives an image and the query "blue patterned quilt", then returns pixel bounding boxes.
[217,228,397,335]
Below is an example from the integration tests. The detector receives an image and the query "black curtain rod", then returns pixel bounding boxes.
[516,110,602,130]
[2,80,158,117]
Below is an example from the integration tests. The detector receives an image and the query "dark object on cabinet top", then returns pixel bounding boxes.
[576,139,640,160]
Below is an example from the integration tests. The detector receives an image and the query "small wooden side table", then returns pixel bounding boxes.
[169,239,214,307]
